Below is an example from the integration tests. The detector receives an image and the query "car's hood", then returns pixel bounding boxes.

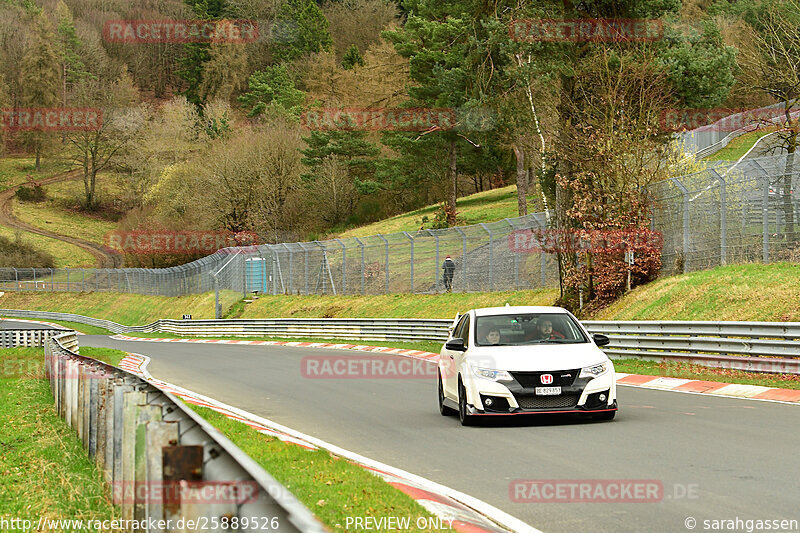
[465,343,607,371]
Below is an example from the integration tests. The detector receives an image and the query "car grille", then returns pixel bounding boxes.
[510,369,580,388]
[515,394,580,409]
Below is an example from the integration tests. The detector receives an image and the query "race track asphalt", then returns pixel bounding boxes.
[77,335,800,533]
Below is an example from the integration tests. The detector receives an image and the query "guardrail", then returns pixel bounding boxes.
[4,310,800,374]
[1,327,71,348]
[39,331,325,532]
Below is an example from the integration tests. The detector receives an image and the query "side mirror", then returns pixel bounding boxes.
[592,334,610,347]
[445,338,467,352]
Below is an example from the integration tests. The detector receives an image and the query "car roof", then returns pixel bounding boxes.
[471,306,569,317]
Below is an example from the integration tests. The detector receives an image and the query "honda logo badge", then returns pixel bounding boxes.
[541,374,553,385]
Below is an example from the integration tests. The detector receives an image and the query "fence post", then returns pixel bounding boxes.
[377,234,389,294]
[671,177,690,273]
[50,268,54,291]
[710,169,727,265]
[32,268,37,291]
[335,239,347,295]
[480,223,494,291]
[403,232,414,294]
[354,237,365,295]
[212,273,220,319]
[429,230,440,292]
[455,228,467,292]
[300,242,310,295]
[282,243,293,295]
[752,160,771,263]
[505,218,520,288]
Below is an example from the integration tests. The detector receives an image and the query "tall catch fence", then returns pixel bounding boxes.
[677,101,797,158]
[652,154,800,273]
[0,212,560,296]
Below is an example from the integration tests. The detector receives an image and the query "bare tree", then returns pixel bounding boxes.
[65,71,139,208]
[739,1,800,242]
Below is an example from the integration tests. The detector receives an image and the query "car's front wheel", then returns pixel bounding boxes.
[458,380,475,426]
[438,374,456,416]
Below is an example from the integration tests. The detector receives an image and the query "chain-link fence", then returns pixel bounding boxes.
[677,101,797,157]
[2,153,796,297]
[652,153,800,274]
[0,212,561,296]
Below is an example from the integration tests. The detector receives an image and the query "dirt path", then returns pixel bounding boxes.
[0,170,124,268]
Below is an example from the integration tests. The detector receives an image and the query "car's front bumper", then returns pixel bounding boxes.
[465,370,617,415]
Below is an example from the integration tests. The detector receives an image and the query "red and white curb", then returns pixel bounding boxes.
[111,334,800,405]
[615,373,800,404]
[118,352,538,533]
[111,334,440,361]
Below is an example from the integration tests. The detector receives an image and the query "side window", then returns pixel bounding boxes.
[459,315,471,347]
[452,314,467,339]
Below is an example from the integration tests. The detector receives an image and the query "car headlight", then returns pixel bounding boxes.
[580,362,608,378]
[472,366,513,382]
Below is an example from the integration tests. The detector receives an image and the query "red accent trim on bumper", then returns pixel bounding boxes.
[474,407,618,416]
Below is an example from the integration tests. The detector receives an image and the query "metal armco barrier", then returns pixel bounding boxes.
[4,309,800,374]
[38,331,326,533]
[1,327,70,348]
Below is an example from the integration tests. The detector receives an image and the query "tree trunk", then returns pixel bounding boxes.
[35,143,41,172]
[446,139,457,226]
[513,144,528,216]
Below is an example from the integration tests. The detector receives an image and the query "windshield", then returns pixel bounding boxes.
[474,313,588,346]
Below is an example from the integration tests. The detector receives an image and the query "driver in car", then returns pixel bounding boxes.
[523,317,565,341]
[535,317,565,340]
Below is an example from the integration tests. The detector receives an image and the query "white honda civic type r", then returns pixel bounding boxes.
[437,306,617,426]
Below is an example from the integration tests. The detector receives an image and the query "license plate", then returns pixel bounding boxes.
[535,386,562,396]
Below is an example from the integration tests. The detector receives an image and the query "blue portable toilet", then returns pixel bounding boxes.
[245,257,269,293]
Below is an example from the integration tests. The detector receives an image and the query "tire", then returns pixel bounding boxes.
[458,381,475,426]
[439,374,456,416]
[593,410,616,421]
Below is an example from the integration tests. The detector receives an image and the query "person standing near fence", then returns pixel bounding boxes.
[442,255,456,292]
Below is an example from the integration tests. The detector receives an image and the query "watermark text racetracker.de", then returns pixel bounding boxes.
[302,355,437,379]
[509,18,663,42]
[0,516,280,531]
[300,107,495,132]
[1,108,102,131]
[103,19,258,43]
[510,479,699,503]
[105,230,259,255]
[508,227,663,255]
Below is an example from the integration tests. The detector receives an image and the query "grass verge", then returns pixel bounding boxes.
[0,347,119,522]
[0,290,241,325]
[705,129,774,161]
[591,263,800,322]
[79,347,129,367]
[192,404,452,532]
[241,289,558,319]
[0,225,95,268]
[337,185,538,238]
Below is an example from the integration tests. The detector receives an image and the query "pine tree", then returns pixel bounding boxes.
[238,65,305,117]
[20,13,61,171]
[341,44,364,70]
[178,0,228,108]
[271,0,333,63]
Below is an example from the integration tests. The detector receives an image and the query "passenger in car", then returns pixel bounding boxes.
[479,327,502,345]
